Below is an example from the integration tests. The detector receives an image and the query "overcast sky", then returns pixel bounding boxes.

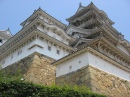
[0,0,130,41]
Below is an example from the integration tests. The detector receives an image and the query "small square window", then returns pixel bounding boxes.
[69,66,72,72]
[57,50,60,54]
[18,50,22,55]
[18,52,19,55]
[69,66,72,69]
[48,46,51,51]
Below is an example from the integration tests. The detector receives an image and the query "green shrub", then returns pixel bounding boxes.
[0,69,23,83]
[0,70,106,97]
[0,80,106,97]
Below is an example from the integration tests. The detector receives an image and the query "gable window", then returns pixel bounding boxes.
[48,46,51,51]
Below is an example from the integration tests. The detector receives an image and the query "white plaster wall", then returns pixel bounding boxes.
[1,42,37,68]
[56,52,89,77]
[34,38,69,60]
[56,51,130,81]
[0,22,70,68]
[0,43,2,46]
[88,52,130,81]
[117,44,129,55]
[0,38,69,68]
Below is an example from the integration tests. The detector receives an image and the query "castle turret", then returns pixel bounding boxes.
[0,8,74,68]
[0,28,12,46]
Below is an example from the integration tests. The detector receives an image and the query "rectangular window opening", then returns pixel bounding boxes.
[48,46,51,51]
[0,39,2,43]
[2,60,5,65]
[57,50,60,54]
[69,66,72,72]
[11,55,13,59]
[18,50,22,55]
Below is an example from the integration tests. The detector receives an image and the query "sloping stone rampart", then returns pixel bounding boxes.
[56,66,91,87]
[56,65,130,97]
[2,52,56,86]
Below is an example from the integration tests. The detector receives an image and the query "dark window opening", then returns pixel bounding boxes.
[0,39,2,43]
[57,50,60,54]
[48,46,51,51]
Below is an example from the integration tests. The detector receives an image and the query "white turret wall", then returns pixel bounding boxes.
[0,38,69,68]
[56,51,130,81]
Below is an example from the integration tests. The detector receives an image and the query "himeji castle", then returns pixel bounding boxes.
[0,2,130,97]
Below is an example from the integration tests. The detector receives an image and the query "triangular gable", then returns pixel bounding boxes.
[66,2,114,25]
[0,28,12,37]
[20,7,66,29]
[75,3,85,13]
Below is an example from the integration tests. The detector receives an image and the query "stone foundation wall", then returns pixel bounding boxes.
[2,54,130,96]
[56,66,91,87]
[56,65,130,97]
[2,52,56,86]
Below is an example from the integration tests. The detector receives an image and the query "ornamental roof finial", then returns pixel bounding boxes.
[79,2,82,7]
[7,27,10,32]
[90,1,93,5]
[7,27,10,31]
[38,6,41,11]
